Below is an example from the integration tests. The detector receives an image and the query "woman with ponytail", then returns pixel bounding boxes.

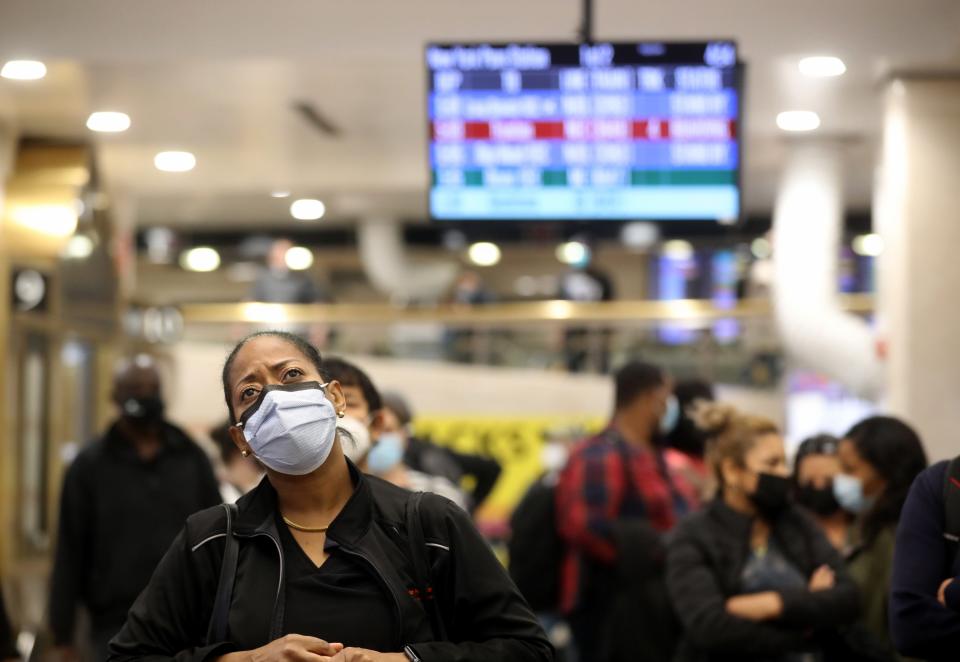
[665,403,859,661]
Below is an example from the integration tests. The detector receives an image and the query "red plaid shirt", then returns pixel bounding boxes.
[555,428,700,613]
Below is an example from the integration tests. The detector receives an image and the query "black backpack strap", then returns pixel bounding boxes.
[206,503,240,644]
[943,457,960,543]
[405,492,448,642]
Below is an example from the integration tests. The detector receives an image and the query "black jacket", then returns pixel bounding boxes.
[405,437,502,510]
[49,421,221,642]
[108,461,553,662]
[890,461,960,660]
[666,499,860,662]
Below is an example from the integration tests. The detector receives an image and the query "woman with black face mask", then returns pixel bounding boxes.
[792,435,852,552]
[666,403,859,662]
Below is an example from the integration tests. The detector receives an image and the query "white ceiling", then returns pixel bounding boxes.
[0,0,958,229]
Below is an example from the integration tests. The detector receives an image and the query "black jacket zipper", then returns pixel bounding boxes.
[337,545,405,649]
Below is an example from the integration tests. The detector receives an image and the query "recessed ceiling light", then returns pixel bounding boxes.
[1,60,46,80]
[662,239,694,260]
[63,234,95,260]
[10,204,78,237]
[467,242,501,267]
[284,246,315,271]
[290,198,325,221]
[555,241,590,266]
[154,151,196,172]
[86,111,131,133]
[776,110,821,132]
[179,247,221,272]
[270,191,291,198]
[620,222,659,250]
[751,237,772,260]
[798,56,846,78]
[852,233,884,257]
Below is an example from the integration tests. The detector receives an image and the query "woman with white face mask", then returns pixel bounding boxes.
[108,331,552,662]
[836,416,928,659]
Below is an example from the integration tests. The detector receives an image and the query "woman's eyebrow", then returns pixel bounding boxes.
[235,359,302,392]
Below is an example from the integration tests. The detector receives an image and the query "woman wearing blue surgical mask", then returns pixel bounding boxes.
[108,331,552,662]
[836,416,928,659]
[367,413,469,512]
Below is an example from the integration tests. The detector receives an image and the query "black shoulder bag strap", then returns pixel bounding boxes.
[942,458,960,571]
[206,502,240,644]
[405,492,448,642]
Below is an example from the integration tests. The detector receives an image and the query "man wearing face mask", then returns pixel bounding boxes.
[555,361,701,662]
[49,356,221,662]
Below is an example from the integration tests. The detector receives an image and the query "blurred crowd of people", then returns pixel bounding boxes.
[508,361,956,662]
[0,337,958,662]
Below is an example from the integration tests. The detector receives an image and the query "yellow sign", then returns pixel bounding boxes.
[413,416,605,522]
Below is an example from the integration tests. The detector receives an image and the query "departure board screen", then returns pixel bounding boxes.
[426,42,740,222]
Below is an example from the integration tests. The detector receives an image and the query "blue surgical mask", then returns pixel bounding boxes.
[367,433,405,474]
[238,381,337,476]
[833,473,874,514]
[659,395,680,435]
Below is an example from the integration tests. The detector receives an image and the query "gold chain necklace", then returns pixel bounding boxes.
[282,515,330,533]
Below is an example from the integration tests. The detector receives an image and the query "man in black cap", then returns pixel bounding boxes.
[49,356,220,662]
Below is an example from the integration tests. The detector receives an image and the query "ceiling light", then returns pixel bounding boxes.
[284,246,315,271]
[290,198,325,221]
[63,234,95,260]
[179,247,220,272]
[750,237,772,260]
[777,111,821,132]
[621,222,659,250]
[270,191,291,198]
[242,302,289,324]
[514,276,538,297]
[10,204,78,237]
[467,242,501,267]
[662,239,694,260]
[86,111,131,133]
[154,151,196,172]
[1,60,46,80]
[852,233,884,257]
[555,241,590,266]
[798,56,846,78]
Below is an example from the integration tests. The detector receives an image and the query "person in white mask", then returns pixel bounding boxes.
[108,331,552,662]
[321,357,467,510]
[836,416,928,658]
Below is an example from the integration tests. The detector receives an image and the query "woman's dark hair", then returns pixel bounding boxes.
[844,416,928,546]
[792,433,840,483]
[666,379,715,456]
[321,357,383,413]
[674,379,715,410]
[221,331,324,423]
[382,391,413,427]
